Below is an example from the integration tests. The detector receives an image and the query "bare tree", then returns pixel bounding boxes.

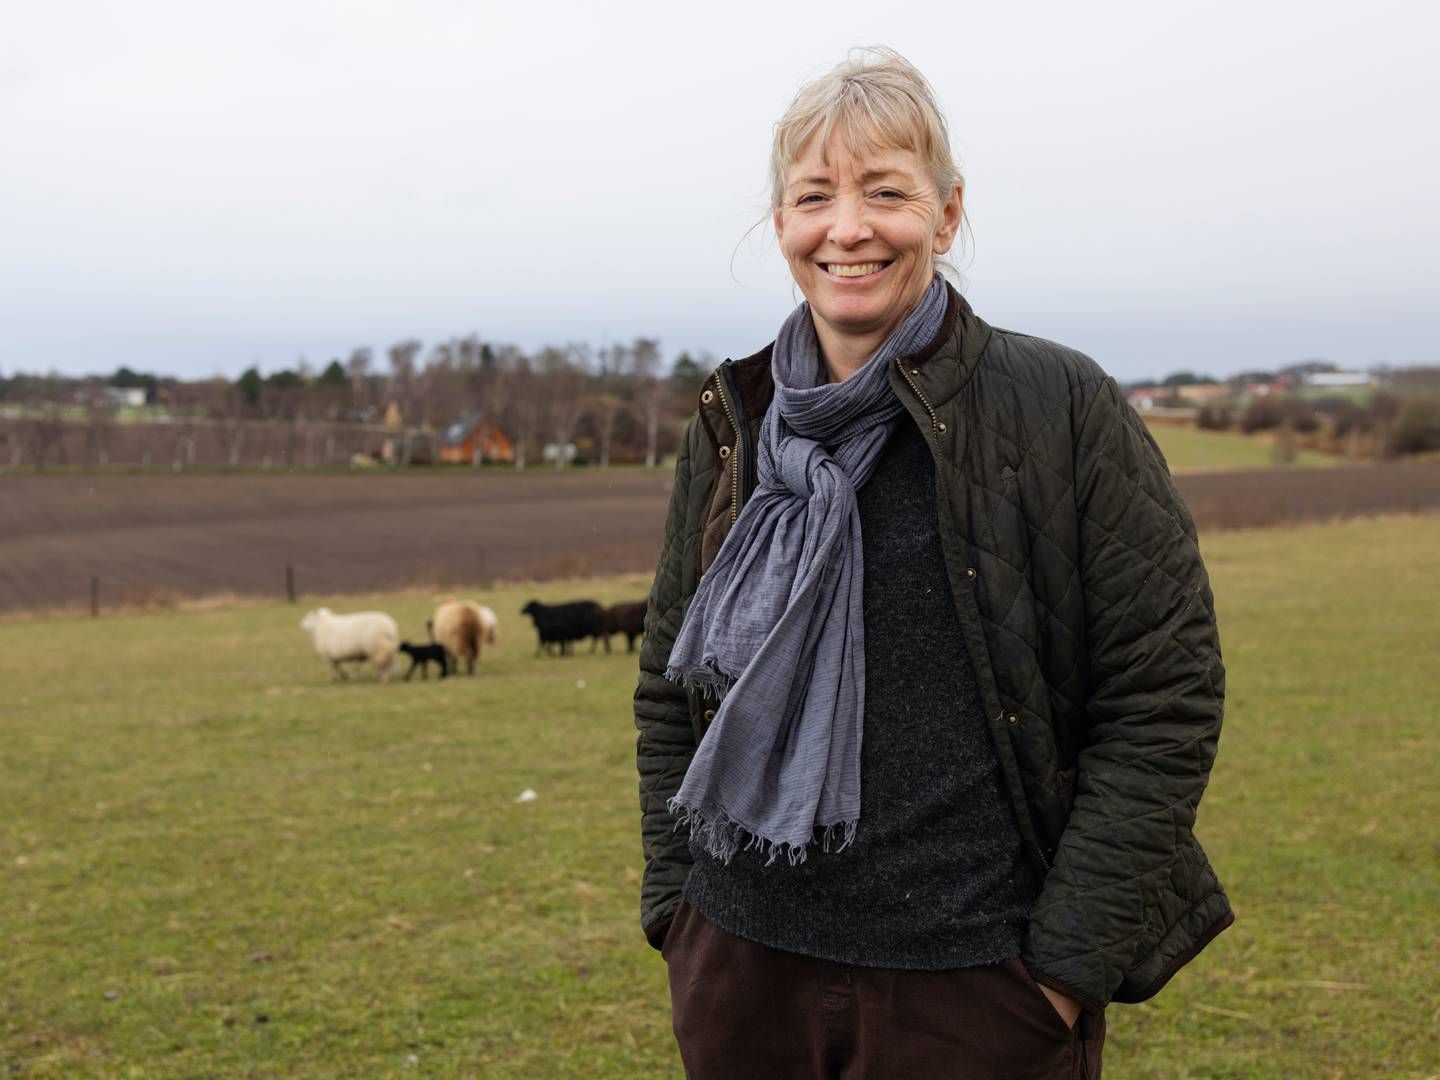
[82,397,115,468]
[428,338,456,371]
[9,417,31,468]
[589,343,631,469]
[1370,391,1401,459]
[204,378,250,468]
[170,419,198,472]
[30,409,66,470]
[302,411,324,469]
[630,337,665,468]
[251,378,302,467]
[419,341,466,432]
[589,389,627,468]
[502,357,540,471]
[2,412,21,468]
[456,334,483,373]
[387,339,422,422]
[137,423,154,468]
[535,344,589,468]
[347,347,373,417]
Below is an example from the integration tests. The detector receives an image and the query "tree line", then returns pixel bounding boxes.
[8,347,1437,471]
[0,336,715,471]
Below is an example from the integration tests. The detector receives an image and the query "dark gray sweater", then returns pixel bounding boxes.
[683,420,1038,969]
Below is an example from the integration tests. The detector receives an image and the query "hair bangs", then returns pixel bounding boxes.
[769,48,961,212]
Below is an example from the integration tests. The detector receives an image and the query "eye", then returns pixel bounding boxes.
[795,192,828,206]
[871,188,905,201]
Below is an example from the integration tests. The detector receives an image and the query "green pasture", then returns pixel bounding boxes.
[3,517,1438,1078]
[1144,422,1337,472]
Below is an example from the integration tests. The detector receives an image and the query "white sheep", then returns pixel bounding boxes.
[429,598,499,675]
[299,607,399,682]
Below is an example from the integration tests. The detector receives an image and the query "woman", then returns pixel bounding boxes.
[635,48,1230,1079]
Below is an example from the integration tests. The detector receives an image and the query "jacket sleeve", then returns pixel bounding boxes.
[634,418,701,949]
[1022,377,1227,1009]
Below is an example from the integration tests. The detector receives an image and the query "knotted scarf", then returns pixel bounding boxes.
[665,275,949,864]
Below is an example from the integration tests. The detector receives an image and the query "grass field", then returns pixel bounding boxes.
[3,517,1438,1078]
[1145,422,1337,472]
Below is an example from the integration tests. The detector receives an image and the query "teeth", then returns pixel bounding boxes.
[827,262,884,277]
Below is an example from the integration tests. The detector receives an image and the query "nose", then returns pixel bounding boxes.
[826,193,873,248]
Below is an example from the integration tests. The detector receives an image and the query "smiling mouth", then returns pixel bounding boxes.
[823,261,890,279]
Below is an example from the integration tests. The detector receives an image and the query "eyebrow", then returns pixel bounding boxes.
[789,168,909,188]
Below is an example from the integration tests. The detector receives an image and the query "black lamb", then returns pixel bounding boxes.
[399,640,450,680]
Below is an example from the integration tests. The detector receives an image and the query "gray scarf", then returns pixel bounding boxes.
[665,276,949,865]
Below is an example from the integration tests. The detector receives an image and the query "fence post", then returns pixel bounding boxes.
[285,564,296,604]
[90,576,99,617]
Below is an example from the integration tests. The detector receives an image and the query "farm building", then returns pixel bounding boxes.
[380,431,435,465]
[438,416,515,465]
[1303,371,1373,389]
[104,386,147,408]
[1174,383,1233,405]
[1243,381,1288,397]
[1128,383,1233,411]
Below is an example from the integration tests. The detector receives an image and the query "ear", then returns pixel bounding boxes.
[932,183,964,256]
[772,206,785,245]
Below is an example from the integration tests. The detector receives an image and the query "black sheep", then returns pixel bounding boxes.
[520,599,604,656]
[399,641,450,680]
[599,600,648,653]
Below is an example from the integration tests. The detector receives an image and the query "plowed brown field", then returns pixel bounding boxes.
[3,460,1438,615]
[0,471,674,615]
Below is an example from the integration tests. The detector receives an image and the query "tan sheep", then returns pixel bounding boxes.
[430,599,484,675]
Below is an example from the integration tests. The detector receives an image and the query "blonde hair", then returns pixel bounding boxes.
[769,47,963,212]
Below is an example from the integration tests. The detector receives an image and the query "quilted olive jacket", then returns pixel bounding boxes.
[634,286,1233,1009]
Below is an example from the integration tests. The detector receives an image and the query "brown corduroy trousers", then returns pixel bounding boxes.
[664,902,1105,1080]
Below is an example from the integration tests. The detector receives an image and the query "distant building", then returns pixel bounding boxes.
[1242,381,1285,398]
[104,386,147,408]
[1173,383,1232,405]
[1127,387,1164,411]
[1303,371,1372,389]
[438,416,515,465]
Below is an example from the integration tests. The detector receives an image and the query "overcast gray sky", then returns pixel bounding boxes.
[2,0,1437,383]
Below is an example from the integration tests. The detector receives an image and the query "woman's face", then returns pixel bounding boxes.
[774,134,962,356]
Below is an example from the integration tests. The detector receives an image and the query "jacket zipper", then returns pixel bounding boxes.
[898,354,1054,876]
[715,364,751,524]
[896,358,941,447]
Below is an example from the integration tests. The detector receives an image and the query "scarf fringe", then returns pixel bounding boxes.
[664,659,736,702]
[668,797,858,867]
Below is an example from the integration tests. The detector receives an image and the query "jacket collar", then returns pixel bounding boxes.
[900,283,991,411]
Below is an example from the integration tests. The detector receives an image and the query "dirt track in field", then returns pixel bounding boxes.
[3,460,1439,614]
